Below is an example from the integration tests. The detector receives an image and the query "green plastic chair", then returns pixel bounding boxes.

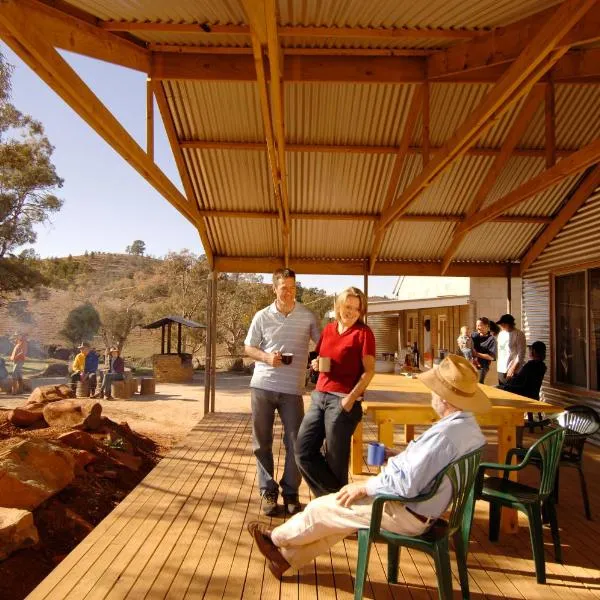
[469,427,565,584]
[353,447,483,600]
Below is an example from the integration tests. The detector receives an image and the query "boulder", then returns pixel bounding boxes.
[71,449,96,475]
[27,384,73,405]
[43,400,103,431]
[0,439,76,510]
[0,508,39,560]
[107,448,142,471]
[57,430,97,452]
[40,363,70,377]
[8,405,45,428]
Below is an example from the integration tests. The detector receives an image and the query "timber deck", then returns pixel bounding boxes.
[27,411,600,599]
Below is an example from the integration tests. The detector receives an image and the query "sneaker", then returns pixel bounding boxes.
[261,491,278,516]
[283,495,302,516]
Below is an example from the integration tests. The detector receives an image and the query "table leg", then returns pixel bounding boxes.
[497,424,519,534]
[351,421,363,475]
[404,425,415,444]
[379,419,395,447]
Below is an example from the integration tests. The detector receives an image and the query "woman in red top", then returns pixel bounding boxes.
[295,287,375,497]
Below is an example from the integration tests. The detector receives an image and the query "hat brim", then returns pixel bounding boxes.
[418,368,492,414]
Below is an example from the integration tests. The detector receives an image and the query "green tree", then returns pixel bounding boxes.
[98,302,144,353]
[0,55,63,297]
[60,302,101,348]
[126,240,146,256]
[296,282,332,323]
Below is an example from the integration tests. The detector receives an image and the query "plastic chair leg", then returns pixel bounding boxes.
[577,466,592,520]
[432,538,453,600]
[354,530,372,600]
[453,531,471,600]
[488,501,501,542]
[545,500,562,563]
[526,504,546,584]
[387,544,400,584]
[460,489,476,558]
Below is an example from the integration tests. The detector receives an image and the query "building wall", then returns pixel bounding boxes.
[522,187,600,422]
[469,277,523,327]
[394,276,470,300]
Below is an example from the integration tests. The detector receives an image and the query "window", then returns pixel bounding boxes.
[554,268,600,390]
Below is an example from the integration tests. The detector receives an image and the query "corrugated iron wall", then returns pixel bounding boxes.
[522,187,600,437]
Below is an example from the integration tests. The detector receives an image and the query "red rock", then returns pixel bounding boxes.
[0,439,75,510]
[0,508,39,560]
[71,449,96,476]
[107,448,143,471]
[8,406,45,427]
[43,400,102,431]
[27,384,73,405]
[101,470,118,479]
[58,430,97,452]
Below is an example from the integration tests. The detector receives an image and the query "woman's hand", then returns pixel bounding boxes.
[311,358,319,371]
[340,396,355,412]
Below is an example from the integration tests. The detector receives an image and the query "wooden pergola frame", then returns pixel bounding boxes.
[2,0,600,412]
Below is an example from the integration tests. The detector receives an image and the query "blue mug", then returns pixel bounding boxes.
[367,442,386,466]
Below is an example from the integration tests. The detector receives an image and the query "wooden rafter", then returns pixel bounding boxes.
[545,79,556,169]
[197,210,551,224]
[440,86,546,274]
[368,0,595,273]
[459,137,600,234]
[428,2,600,81]
[100,21,484,40]
[180,139,574,159]
[519,166,600,274]
[0,3,217,268]
[214,257,514,277]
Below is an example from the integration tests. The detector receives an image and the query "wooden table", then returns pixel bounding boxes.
[351,373,562,533]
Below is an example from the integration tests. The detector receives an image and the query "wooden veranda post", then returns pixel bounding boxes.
[210,271,218,412]
[167,322,172,354]
[204,272,214,414]
[363,263,369,324]
[506,263,512,314]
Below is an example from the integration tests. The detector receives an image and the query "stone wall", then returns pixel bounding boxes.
[152,354,194,383]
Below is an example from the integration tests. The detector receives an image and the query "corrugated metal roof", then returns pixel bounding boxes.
[292,220,373,258]
[285,83,417,146]
[208,217,282,256]
[456,222,545,261]
[379,221,456,260]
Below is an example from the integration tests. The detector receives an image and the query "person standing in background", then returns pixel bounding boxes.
[244,268,320,517]
[10,333,28,394]
[471,318,497,384]
[496,314,527,385]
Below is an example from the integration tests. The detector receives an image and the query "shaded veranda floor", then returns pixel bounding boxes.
[26,411,600,599]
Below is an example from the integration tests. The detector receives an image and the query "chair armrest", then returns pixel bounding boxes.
[369,489,439,536]
[478,460,527,474]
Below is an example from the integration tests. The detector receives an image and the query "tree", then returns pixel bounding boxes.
[60,302,101,348]
[98,302,143,353]
[296,282,332,324]
[0,54,63,296]
[126,240,146,256]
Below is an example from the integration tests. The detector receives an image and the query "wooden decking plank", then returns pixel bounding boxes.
[76,414,239,600]
[103,414,252,599]
[26,418,222,600]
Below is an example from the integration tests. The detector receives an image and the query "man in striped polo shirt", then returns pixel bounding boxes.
[245,268,320,516]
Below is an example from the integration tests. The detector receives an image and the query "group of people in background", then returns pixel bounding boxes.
[70,342,125,399]
[457,314,546,401]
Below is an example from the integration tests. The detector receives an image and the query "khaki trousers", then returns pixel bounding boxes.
[270,493,429,569]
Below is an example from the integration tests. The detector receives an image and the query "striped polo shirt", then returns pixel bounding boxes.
[245,301,320,395]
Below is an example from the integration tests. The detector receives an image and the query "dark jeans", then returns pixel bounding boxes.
[498,372,509,386]
[477,367,489,384]
[295,390,363,498]
[70,372,97,395]
[251,387,304,497]
[101,372,123,397]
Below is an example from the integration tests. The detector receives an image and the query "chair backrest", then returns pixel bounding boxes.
[552,404,600,457]
[441,447,483,537]
[522,427,566,500]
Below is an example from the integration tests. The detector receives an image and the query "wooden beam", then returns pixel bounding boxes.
[100,20,483,40]
[519,166,600,274]
[0,13,210,253]
[146,78,154,160]
[440,86,546,274]
[198,209,551,224]
[460,137,600,234]
[153,81,214,266]
[214,256,513,277]
[545,79,556,169]
[180,139,574,159]
[4,0,150,72]
[428,2,600,80]
[378,1,592,232]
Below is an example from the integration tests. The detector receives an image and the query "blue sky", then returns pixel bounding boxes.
[1,44,397,297]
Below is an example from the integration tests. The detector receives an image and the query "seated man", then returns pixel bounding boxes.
[247,354,490,579]
[70,342,90,394]
[498,341,546,400]
[97,346,124,400]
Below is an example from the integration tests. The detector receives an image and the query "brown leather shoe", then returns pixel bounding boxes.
[247,521,290,579]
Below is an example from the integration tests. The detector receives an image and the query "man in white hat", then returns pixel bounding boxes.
[247,354,490,579]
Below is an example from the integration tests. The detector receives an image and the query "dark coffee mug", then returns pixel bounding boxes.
[281,353,294,365]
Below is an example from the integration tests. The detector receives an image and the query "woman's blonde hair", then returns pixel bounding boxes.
[334,287,368,323]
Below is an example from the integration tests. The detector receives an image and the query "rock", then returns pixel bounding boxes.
[0,508,39,560]
[8,405,45,427]
[107,448,142,471]
[57,430,97,452]
[27,384,73,405]
[101,470,118,479]
[43,400,103,431]
[71,449,96,476]
[0,439,76,510]
[40,363,70,377]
